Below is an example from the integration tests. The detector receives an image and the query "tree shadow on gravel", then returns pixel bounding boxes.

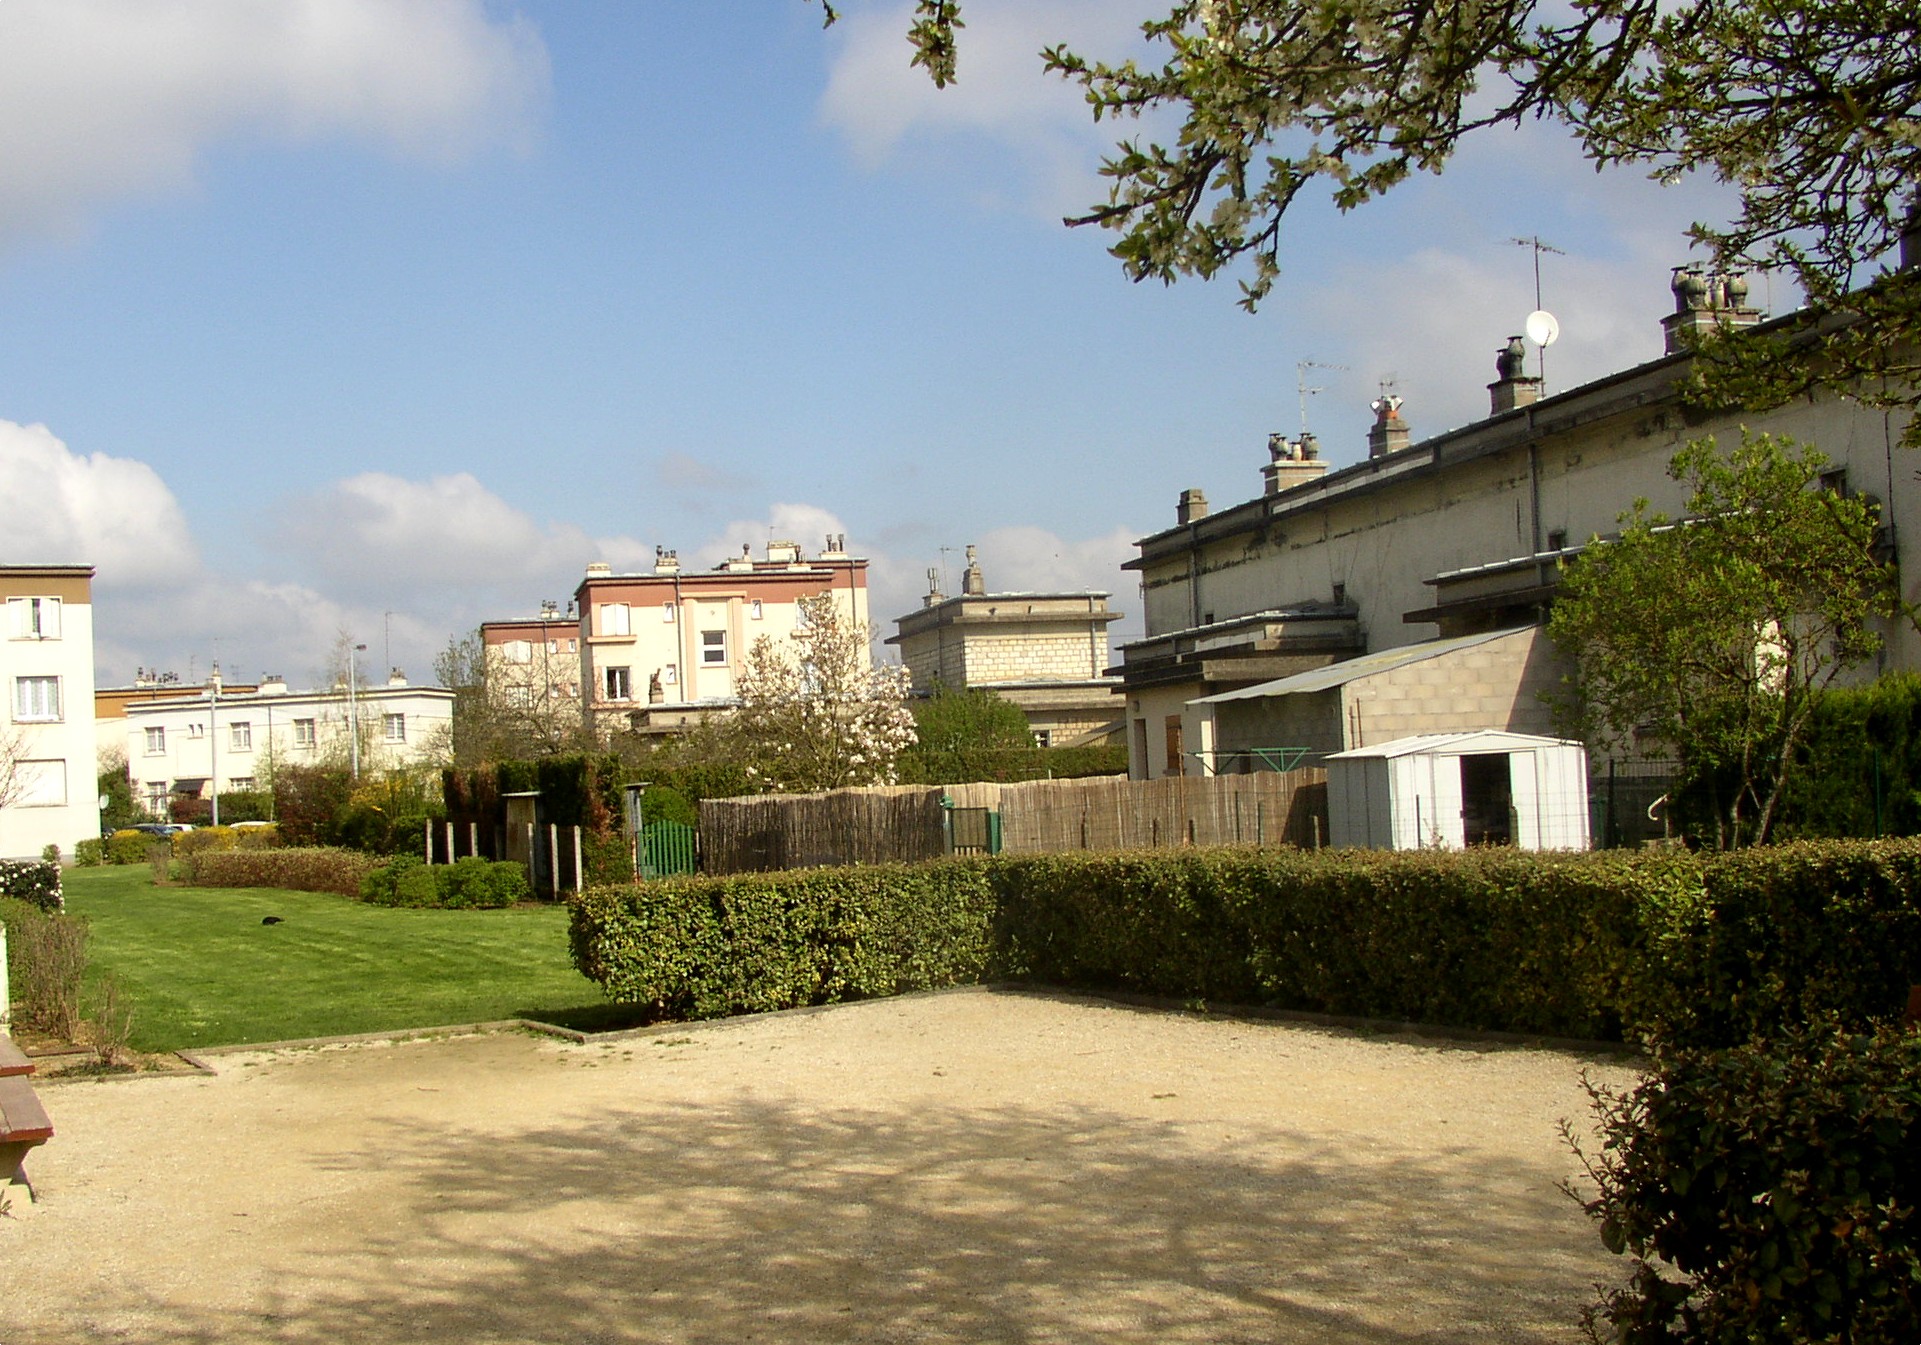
[66,1090,1611,1344]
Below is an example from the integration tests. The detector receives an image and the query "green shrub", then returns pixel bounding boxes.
[393,864,440,908]
[481,860,532,907]
[568,839,1921,1045]
[1576,1023,1921,1342]
[175,825,238,858]
[74,837,106,867]
[0,859,62,912]
[0,895,88,1039]
[234,823,281,850]
[107,830,152,865]
[191,847,378,898]
[359,854,421,906]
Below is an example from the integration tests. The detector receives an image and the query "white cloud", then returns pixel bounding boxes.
[275,471,650,593]
[0,0,547,250]
[0,419,199,584]
[819,0,1148,217]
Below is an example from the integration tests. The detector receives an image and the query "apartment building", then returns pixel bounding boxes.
[1,565,99,857]
[122,670,453,815]
[574,537,870,738]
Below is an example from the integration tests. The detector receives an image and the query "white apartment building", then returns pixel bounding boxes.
[1,566,100,858]
[574,537,871,738]
[122,671,453,815]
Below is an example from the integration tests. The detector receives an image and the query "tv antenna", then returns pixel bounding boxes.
[1296,359,1346,438]
[1508,235,1565,391]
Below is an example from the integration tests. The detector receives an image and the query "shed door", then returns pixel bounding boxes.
[1460,753,1514,846]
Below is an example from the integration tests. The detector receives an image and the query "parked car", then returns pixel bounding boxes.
[125,822,192,838]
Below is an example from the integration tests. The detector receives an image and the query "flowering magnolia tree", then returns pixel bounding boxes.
[729,593,916,793]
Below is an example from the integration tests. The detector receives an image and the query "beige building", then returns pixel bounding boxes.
[122,670,453,816]
[574,538,871,739]
[1,566,99,858]
[1122,255,1919,778]
[888,546,1123,746]
[478,608,584,749]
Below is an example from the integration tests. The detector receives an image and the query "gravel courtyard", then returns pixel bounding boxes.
[2,987,1639,1344]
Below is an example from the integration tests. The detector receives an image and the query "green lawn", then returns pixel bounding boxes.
[62,867,630,1052]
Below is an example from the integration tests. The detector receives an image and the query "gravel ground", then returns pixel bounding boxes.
[2,987,1640,1344]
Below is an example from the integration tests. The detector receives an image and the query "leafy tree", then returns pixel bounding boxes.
[1548,432,1910,847]
[727,593,916,793]
[96,747,146,831]
[435,628,585,767]
[911,683,1033,753]
[829,0,1921,433]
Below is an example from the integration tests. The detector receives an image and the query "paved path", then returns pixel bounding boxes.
[2,988,1638,1343]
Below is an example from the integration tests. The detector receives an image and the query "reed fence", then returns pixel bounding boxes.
[698,770,1328,874]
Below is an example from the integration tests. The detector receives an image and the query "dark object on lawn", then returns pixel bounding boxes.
[261,915,283,925]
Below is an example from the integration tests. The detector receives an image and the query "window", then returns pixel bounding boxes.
[186,721,204,740]
[662,604,677,622]
[604,666,632,701]
[293,718,317,748]
[749,599,764,620]
[701,630,727,666]
[230,721,252,751]
[15,760,66,807]
[13,676,61,722]
[599,603,631,636]
[383,713,406,743]
[1032,729,1052,748]
[503,639,533,664]
[660,664,677,685]
[230,776,256,792]
[7,596,60,640]
[145,726,166,754]
[1547,528,1568,552]
[146,782,168,813]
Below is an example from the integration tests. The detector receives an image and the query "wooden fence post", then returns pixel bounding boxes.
[548,823,559,895]
[572,825,583,893]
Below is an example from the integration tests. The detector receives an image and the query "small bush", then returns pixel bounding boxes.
[191,847,378,898]
[40,843,60,865]
[362,855,531,909]
[1576,1023,1921,1342]
[175,825,238,858]
[0,896,89,1039]
[234,823,281,850]
[107,830,153,865]
[0,859,62,912]
[74,838,106,867]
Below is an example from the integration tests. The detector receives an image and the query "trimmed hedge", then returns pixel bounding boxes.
[571,862,1001,1019]
[0,859,62,913]
[189,847,378,898]
[360,855,533,909]
[569,839,1921,1046]
[107,830,156,864]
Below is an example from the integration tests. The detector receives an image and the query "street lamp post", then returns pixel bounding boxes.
[348,643,368,779]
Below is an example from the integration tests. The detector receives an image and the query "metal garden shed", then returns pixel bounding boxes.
[1325,730,1590,850]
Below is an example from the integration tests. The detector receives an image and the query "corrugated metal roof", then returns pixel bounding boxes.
[1189,626,1533,704]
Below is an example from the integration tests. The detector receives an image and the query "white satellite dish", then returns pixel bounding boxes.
[1525,309,1560,347]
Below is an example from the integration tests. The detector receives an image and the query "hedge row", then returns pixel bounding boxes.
[0,860,61,913]
[361,855,532,909]
[187,847,379,898]
[569,840,1921,1047]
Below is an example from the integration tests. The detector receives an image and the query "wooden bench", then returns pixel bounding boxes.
[0,1034,53,1199]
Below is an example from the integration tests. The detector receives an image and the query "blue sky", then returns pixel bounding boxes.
[0,0,1739,689]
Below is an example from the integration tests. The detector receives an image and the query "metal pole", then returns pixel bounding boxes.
[209,672,221,826]
[348,642,368,779]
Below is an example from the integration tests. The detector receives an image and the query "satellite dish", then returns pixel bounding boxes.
[1525,309,1560,347]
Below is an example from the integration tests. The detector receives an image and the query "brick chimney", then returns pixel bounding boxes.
[1367,396,1411,458]
[1177,488,1209,525]
[962,545,986,596]
[1263,431,1327,495]
[1488,337,1542,414]
[1662,265,1762,353]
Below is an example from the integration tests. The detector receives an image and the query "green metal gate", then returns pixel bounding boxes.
[640,820,698,878]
